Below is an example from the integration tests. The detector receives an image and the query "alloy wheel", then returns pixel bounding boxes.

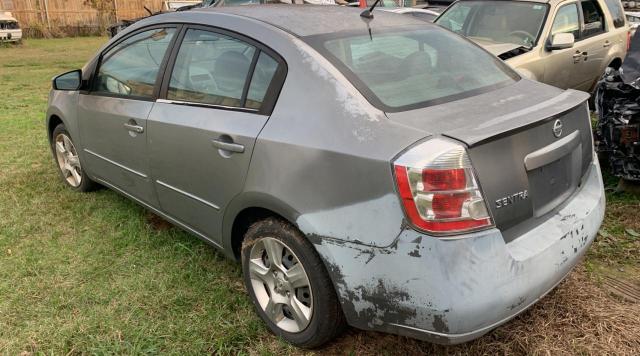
[54,133,82,188]
[248,237,313,333]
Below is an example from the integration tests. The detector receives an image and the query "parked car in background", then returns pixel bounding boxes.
[627,10,640,35]
[47,5,605,348]
[0,11,22,43]
[436,0,629,92]
[383,6,440,21]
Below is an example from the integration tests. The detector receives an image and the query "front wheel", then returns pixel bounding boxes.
[51,123,97,192]
[241,218,346,348]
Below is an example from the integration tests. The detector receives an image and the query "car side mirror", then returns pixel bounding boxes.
[548,33,575,51]
[53,69,82,91]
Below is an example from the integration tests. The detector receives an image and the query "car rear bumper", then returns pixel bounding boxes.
[313,158,605,344]
[0,30,22,41]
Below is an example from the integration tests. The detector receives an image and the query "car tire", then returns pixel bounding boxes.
[51,123,97,192]
[241,218,346,348]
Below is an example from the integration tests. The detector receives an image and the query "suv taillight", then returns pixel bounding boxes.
[393,138,493,235]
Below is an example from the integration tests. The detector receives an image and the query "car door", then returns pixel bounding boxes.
[542,2,583,89]
[573,0,609,90]
[78,26,178,206]
[147,27,285,243]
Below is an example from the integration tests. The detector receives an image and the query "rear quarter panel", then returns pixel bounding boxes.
[597,0,628,79]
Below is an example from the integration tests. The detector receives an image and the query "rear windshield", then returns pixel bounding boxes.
[312,26,517,112]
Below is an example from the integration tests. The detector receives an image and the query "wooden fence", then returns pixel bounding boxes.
[0,0,166,37]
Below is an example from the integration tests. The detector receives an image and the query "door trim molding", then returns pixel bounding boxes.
[156,179,221,211]
[84,148,148,178]
[93,176,223,250]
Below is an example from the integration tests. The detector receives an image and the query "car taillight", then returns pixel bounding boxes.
[393,138,493,235]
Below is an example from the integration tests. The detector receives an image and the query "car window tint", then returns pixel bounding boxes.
[603,0,625,28]
[581,0,605,36]
[246,52,278,110]
[551,4,580,39]
[94,28,175,98]
[168,29,256,108]
[323,28,515,109]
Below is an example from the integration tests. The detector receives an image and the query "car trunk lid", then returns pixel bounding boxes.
[386,80,593,234]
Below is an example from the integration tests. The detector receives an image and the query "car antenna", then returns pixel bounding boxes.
[360,0,381,19]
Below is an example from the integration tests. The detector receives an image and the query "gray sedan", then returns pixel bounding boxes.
[46,5,605,348]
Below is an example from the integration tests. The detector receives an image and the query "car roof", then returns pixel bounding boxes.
[192,4,434,37]
[0,11,18,21]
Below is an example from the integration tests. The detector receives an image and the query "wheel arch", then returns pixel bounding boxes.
[223,192,302,261]
[47,114,65,142]
[608,57,622,70]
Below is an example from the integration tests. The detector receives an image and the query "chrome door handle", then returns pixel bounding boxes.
[211,139,245,153]
[124,123,144,134]
[603,40,611,48]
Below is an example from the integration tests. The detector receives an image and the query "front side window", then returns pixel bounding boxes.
[167,29,256,108]
[93,28,175,98]
[319,27,517,111]
[581,0,606,37]
[436,1,548,48]
[551,4,580,39]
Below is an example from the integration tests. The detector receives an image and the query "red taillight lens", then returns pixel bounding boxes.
[393,139,493,235]
[422,168,466,191]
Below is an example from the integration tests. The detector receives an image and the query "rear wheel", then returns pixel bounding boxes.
[51,123,97,192]
[241,218,346,348]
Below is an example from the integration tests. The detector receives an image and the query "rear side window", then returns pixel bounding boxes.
[551,4,580,39]
[167,28,280,111]
[581,0,606,37]
[319,27,517,111]
[246,53,279,110]
[168,29,256,108]
[603,0,625,28]
[94,28,175,98]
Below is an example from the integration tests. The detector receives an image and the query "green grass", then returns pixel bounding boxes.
[0,38,297,355]
[0,37,638,355]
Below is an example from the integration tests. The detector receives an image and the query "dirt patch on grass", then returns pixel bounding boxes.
[322,266,640,355]
[145,212,174,232]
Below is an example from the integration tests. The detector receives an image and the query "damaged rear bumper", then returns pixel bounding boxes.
[313,159,605,344]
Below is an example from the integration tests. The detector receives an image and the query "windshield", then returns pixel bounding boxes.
[315,26,517,111]
[436,1,548,48]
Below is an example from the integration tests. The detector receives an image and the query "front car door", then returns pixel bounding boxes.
[147,27,285,243]
[542,2,583,89]
[78,26,178,205]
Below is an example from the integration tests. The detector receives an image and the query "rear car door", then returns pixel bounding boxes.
[543,2,583,89]
[573,0,609,90]
[148,27,285,243]
[78,26,178,206]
